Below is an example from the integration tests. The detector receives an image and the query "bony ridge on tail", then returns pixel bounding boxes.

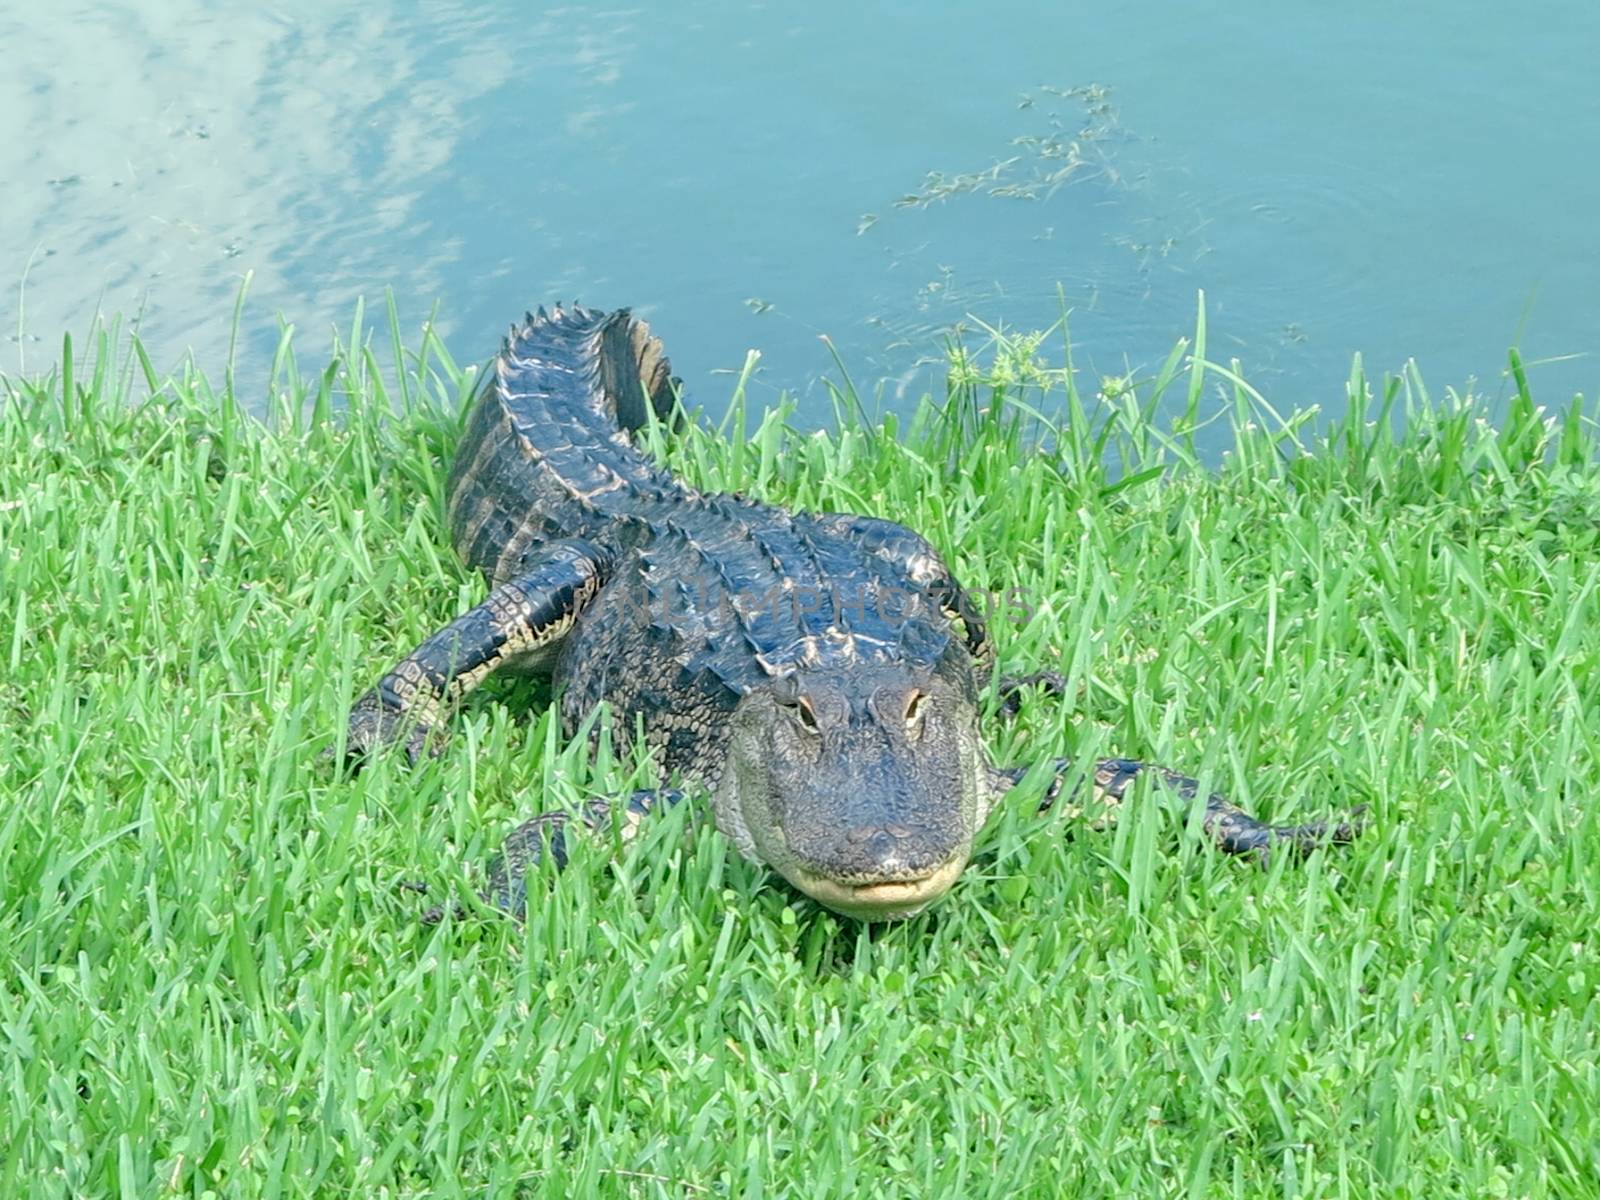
[342,303,1363,921]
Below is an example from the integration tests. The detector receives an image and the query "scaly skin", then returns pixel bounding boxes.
[343,304,1363,921]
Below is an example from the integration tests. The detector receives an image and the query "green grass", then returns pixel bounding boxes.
[2,306,1598,1199]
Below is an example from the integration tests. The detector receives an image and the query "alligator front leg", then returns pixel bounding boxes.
[418,787,687,922]
[343,537,612,764]
[988,757,1364,859]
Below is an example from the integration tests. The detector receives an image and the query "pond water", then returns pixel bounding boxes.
[4,0,1597,425]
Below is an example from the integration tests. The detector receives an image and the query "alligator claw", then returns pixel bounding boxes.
[341,698,445,768]
[995,670,1068,718]
[1246,802,1368,863]
[400,812,572,926]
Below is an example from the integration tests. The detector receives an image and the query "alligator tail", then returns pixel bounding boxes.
[501,303,678,437]
[446,304,683,578]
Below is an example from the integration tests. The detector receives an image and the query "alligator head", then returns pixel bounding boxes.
[714,640,991,919]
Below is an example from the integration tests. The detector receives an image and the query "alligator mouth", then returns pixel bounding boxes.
[790,854,968,921]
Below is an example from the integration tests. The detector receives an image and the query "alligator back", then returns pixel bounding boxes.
[446,305,681,583]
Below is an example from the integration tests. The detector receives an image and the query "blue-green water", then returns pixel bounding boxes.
[4,1,1597,422]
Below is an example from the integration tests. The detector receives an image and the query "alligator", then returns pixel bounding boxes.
[343,303,1362,921]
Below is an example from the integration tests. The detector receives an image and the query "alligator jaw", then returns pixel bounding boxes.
[789,854,968,920]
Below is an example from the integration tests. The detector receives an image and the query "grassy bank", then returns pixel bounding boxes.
[2,311,1598,1198]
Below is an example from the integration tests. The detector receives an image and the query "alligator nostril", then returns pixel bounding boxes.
[844,825,913,865]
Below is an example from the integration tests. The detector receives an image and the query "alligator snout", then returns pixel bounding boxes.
[775,820,970,919]
[788,848,969,920]
[835,819,956,879]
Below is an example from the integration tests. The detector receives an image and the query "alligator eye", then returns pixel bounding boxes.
[785,694,821,733]
[904,690,927,731]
